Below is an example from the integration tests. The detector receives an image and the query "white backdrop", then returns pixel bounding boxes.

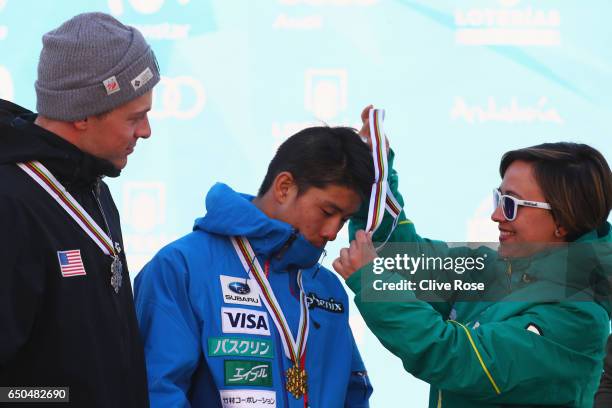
[2,0,611,405]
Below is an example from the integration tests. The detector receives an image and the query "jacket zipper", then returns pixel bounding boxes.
[92,180,113,244]
[506,260,512,292]
[276,229,298,260]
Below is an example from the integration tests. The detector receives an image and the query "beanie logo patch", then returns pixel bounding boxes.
[103,76,121,96]
[131,67,154,91]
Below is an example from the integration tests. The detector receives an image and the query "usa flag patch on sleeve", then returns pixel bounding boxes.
[57,249,87,277]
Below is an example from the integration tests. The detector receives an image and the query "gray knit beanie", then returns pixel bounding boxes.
[35,12,160,121]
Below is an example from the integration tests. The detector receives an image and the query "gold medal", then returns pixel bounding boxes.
[285,365,308,399]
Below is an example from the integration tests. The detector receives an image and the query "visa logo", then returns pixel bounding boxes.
[221,307,270,336]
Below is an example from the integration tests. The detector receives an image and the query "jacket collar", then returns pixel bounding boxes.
[14,115,119,187]
[0,100,119,189]
[194,183,324,271]
[502,222,612,273]
[499,222,612,314]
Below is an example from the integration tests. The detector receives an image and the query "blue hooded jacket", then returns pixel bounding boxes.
[135,183,373,408]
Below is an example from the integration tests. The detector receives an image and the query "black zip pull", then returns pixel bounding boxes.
[93,177,102,198]
[506,260,512,292]
[275,229,298,260]
[91,184,114,247]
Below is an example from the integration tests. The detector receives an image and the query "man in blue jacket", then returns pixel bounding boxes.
[135,126,374,407]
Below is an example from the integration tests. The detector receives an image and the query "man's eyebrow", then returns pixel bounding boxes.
[321,201,355,215]
[129,108,150,118]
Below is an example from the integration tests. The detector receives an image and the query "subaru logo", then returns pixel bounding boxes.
[229,281,250,295]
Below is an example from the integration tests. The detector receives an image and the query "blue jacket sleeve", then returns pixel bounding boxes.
[344,330,373,407]
[134,247,202,408]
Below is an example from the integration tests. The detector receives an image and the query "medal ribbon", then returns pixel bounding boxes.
[231,236,309,368]
[365,109,388,234]
[364,109,403,245]
[17,161,115,256]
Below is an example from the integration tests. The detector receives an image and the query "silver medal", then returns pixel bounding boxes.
[110,255,123,293]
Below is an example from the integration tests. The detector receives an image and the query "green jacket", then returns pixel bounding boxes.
[348,152,612,408]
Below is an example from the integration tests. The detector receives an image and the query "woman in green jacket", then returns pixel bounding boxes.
[334,117,612,407]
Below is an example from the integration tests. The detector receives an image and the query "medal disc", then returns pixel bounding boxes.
[110,256,123,293]
[285,365,308,399]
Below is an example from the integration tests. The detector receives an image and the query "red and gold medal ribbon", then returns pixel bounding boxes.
[18,161,115,256]
[231,236,309,375]
[364,109,403,246]
[365,109,388,234]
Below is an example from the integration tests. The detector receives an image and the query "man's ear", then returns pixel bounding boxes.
[72,118,88,131]
[272,171,297,204]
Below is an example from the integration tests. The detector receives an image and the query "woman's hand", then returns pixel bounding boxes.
[332,230,377,280]
[358,104,390,154]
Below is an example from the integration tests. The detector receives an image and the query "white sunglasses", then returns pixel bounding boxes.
[493,189,552,221]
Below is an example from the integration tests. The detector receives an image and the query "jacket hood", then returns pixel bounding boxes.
[0,99,119,186]
[194,183,324,271]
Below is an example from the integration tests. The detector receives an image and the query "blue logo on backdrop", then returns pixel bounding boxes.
[229,281,250,295]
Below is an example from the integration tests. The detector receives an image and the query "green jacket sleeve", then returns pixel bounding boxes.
[348,149,472,259]
[595,334,612,408]
[346,269,608,405]
[349,149,418,245]
[349,149,496,317]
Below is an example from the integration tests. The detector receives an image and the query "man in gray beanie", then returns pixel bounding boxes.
[0,12,159,407]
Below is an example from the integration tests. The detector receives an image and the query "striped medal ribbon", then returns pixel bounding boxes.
[18,161,123,292]
[231,236,309,399]
[364,109,403,246]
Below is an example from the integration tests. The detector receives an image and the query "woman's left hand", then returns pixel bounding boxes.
[332,230,377,280]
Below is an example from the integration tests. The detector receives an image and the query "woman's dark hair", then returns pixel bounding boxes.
[258,126,374,201]
[500,142,612,240]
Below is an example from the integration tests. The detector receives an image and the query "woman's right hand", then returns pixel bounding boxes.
[358,104,390,154]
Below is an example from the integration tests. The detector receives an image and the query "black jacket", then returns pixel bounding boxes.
[0,100,149,407]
